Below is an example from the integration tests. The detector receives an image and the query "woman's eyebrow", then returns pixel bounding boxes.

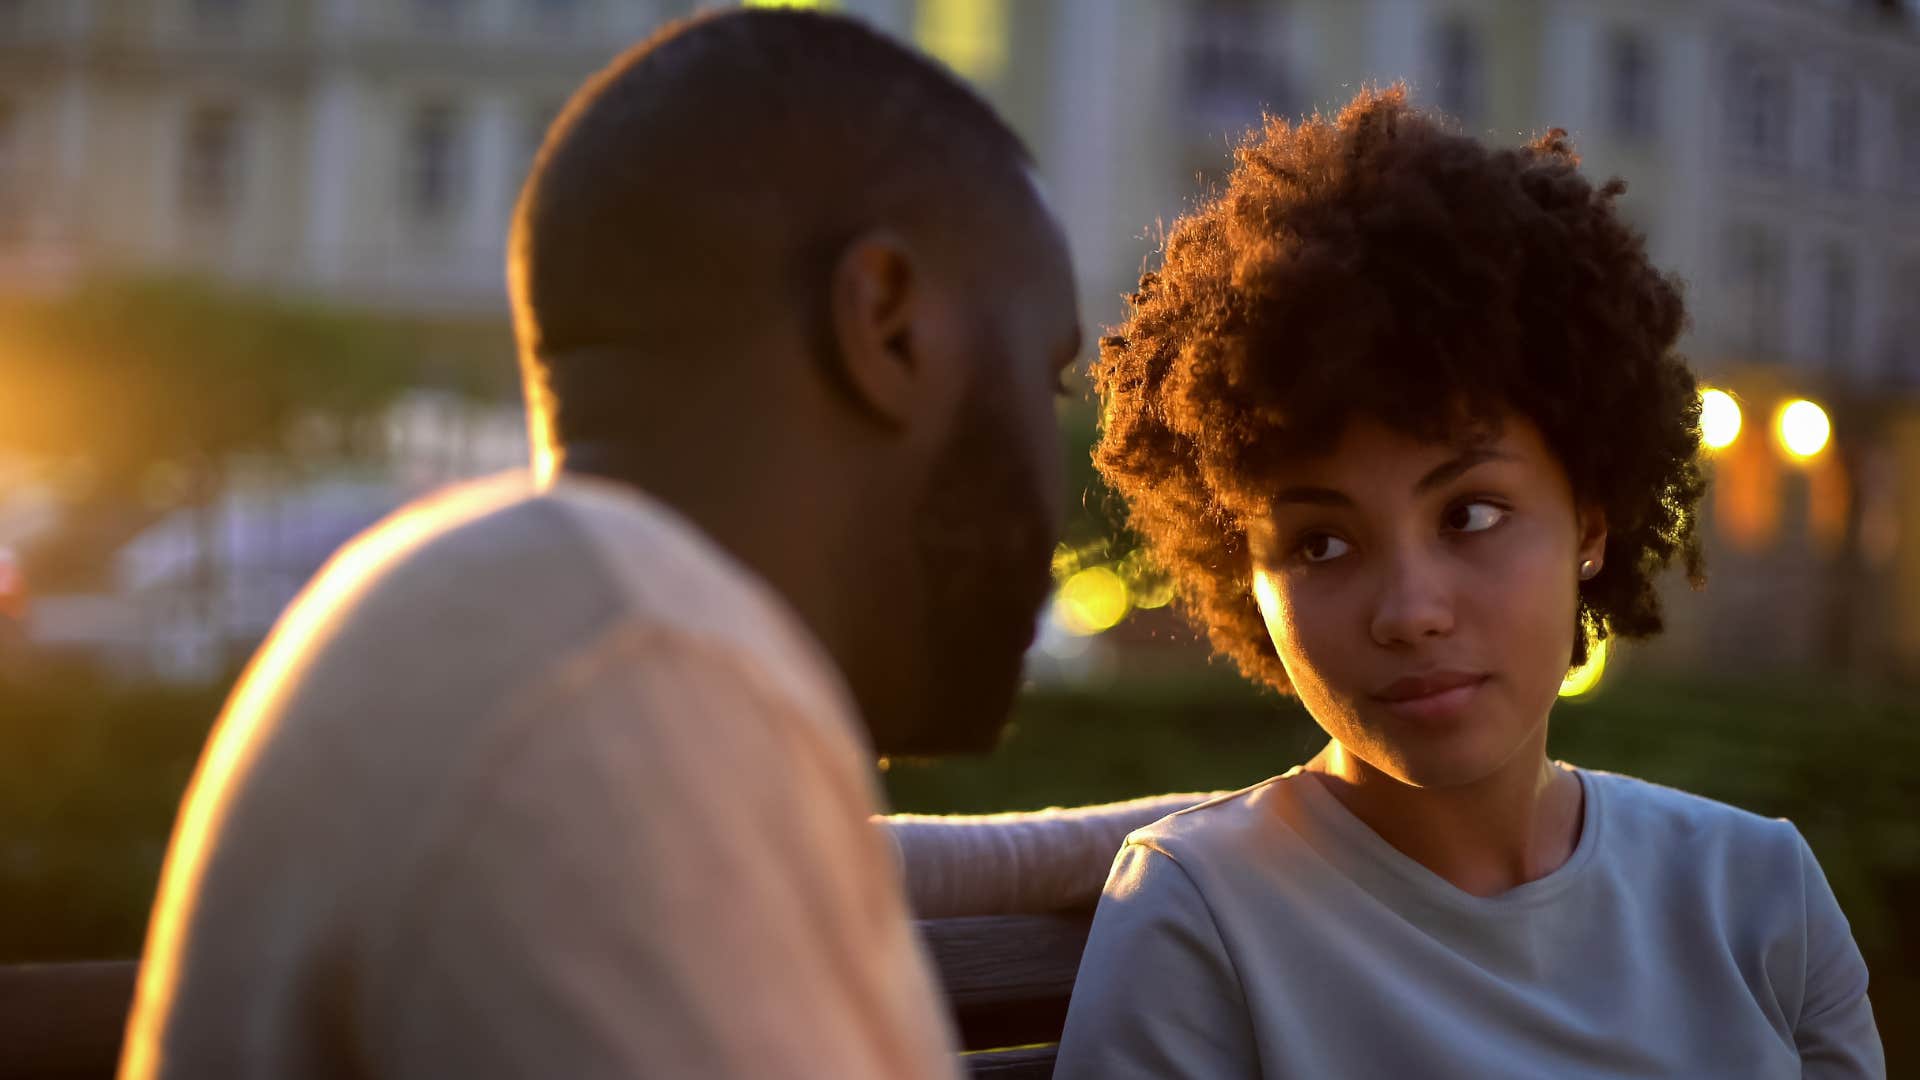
[1270,450,1517,509]
[1414,448,1516,494]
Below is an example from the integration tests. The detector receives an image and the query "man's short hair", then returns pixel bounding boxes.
[511,8,1033,458]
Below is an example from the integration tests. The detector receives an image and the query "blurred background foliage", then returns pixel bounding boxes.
[5,664,1915,1065]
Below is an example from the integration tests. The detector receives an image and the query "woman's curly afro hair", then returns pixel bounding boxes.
[1093,85,1707,694]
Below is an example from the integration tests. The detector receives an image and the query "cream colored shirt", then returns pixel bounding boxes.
[122,473,958,1080]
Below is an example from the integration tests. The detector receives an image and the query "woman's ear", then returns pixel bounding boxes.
[1576,505,1609,580]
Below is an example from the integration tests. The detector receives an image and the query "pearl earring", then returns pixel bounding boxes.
[1579,559,1598,580]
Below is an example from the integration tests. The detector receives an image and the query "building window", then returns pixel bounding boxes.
[0,98,19,238]
[0,98,16,187]
[1182,0,1290,138]
[1604,28,1657,141]
[1819,246,1855,368]
[1899,92,1920,194]
[406,103,466,222]
[1886,261,1920,385]
[181,106,243,218]
[1722,223,1786,358]
[1431,17,1485,124]
[1826,78,1859,187]
[1726,48,1791,171]
[411,0,467,34]
[915,0,1008,85]
[516,99,564,197]
[524,0,582,32]
[190,0,245,34]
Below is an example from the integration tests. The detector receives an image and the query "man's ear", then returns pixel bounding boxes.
[826,232,922,428]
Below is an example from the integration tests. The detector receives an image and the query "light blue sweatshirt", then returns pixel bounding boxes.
[1054,766,1884,1079]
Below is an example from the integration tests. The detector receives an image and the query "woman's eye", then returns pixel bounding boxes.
[1299,533,1352,563]
[1445,501,1508,534]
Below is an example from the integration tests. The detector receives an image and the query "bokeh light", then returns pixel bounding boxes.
[1776,399,1831,461]
[1055,566,1130,636]
[1050,543,1082,583]
[1699,388,1742,451]
[1558,635,1609,699]
[1117,549,1175,610]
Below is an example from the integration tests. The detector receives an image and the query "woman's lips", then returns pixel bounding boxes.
[1371,673,1490,724]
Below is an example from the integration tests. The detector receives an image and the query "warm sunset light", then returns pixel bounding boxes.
[1776,399,1832,461]
[1699,388,1742,450]
[1252,568,1286,650]
[1056,565,1130,636]
[120,481,517,1077]
[1050,543,1082,582]
[1118,550,1175,610]
[1559,635,1609,699]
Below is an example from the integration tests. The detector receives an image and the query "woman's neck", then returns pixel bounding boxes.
[1304,739,1583,898]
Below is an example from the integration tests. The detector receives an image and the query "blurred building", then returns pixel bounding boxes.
[859,0,1920,681]
[0,0,685,309]
[3,0,1919,680]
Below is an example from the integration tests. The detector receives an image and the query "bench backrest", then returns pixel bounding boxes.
[920,911,1094,1078]
[0,913,1092,1080]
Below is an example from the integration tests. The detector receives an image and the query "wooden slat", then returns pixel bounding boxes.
[0,913,1094,1072]
[917,912,1092,1051]
[0,960,137,1080]
[961,1044,1059,1080]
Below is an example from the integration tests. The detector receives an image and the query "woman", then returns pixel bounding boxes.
[1049,87,1884,1078]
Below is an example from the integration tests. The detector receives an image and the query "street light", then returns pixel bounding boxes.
[1700,388,1742,450]
[1776,399,1831,462]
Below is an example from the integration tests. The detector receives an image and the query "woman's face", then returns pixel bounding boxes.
[1248,414,1606,789]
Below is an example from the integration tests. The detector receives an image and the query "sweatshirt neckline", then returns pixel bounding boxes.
[1279,762,1604,914]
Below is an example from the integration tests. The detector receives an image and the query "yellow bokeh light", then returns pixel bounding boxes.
[1050,543,1081,583]
[1559,635,1609,699]
[916,0,1009,82]
[1055,566,1130,636]
[1776,399,1832,461]
[1699,388,1742,450]
[1117,549,1175,610]
[1131,577,1176,610]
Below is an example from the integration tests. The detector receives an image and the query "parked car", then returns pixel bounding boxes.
[0,546,28,675]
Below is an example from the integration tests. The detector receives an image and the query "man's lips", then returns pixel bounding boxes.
[1371,670,1489,703]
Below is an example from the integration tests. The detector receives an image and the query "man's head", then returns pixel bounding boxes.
[510,10,1082,755]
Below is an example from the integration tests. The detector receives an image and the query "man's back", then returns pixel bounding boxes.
[121,473,957,1079]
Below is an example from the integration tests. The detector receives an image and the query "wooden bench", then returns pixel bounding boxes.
[0,911,1092,1079]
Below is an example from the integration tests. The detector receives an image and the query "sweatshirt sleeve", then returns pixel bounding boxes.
[1791,828,1886,1079]
[1051,841,1259,1080]
[882,793,1219,917]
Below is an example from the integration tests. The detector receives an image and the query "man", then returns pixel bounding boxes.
[121,10,1080,1078]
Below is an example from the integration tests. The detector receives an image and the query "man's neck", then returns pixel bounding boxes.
[1306,737,1583,898]
[557,446,882,731]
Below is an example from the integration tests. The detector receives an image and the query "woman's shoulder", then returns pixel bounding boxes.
[1123,771,1316,867]
[1580,767,1808,880]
